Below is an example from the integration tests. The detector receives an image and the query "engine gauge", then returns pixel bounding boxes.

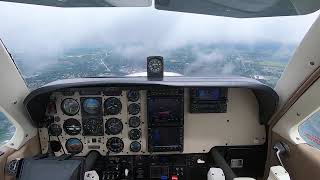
[65,138,83,154]
[129,116,140,128]
[128,129,141,140]
[128,103,140,115]
[48,123,62,136]
[104,97,122,115]
[106,137,124,153]
[82,98,101,115]
[105,118,123,135]
[63,118,81,135]
[61,98,79,116]
[130,141,141,152]
[127,90,140,102]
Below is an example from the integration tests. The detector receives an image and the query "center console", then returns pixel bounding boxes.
[147,88,184,152]
[95,154,209,180]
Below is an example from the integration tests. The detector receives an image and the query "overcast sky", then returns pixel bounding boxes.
[0,2,319,58]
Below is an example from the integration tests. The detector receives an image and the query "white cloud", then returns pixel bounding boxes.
[0,2,319,60]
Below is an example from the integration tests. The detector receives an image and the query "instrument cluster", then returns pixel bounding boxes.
[42,88,146,156]
[38,85,267,157]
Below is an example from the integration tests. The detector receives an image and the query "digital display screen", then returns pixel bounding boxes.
[148,98,182,123]
[151,127,181,146]
[196,88,220,100]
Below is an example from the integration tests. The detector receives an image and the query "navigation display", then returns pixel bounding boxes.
[148,98,183,124]
[197,88,220,100]
[190,88,228,113]
[151,127,181,146]
[147,89,184,152]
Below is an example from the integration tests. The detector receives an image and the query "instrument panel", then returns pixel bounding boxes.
[39,86,266,156]
[40,88,147,156]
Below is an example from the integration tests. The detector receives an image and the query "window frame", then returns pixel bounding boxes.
[0,106,16,148]
[298,107,320,150]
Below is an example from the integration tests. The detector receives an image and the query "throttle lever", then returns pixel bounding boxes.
[273,142,289,167]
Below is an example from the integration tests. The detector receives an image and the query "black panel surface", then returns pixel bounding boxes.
[17,159,81,180]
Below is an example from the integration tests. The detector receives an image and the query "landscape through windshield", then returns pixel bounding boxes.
[0,2,319,89]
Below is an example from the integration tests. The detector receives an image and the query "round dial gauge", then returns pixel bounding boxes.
[65,138,83,154]
[106,137,124,153]
[61,98,79,116]
[104,97,122,115]
[127,90,140,102]
[48,124,62,136]
[128,103,140,115]
[148,58,162,73]
[63,118,81,135]
[49,140,62,152]
[128,129,141,140]
[83,118,104,136]
[82,98,101,115]
[129,116,140,128]
[105,118,123,135]
[130,141,141,152]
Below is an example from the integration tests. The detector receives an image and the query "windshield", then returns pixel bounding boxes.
[0,2,319,89]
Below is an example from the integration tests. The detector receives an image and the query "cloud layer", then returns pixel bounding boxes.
[0,2,319,69]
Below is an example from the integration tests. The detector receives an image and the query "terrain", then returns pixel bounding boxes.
[12,42,293,89]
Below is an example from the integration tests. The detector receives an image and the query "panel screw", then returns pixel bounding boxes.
[310,61,315,66]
